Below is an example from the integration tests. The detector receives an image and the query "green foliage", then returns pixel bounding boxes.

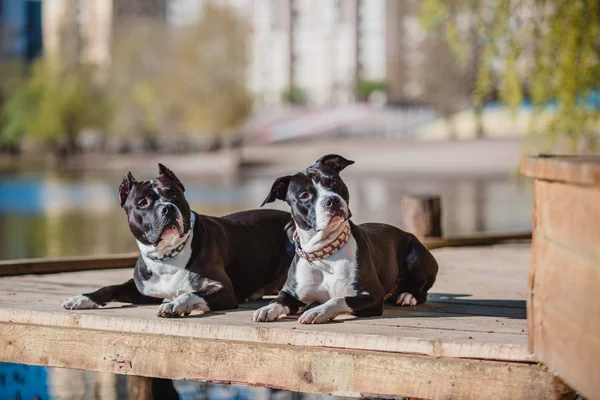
[421,0,600,153]
[1,4,252,154]
[1,60,109,153]
[281,86,307,105]
[1,59,108,151]
[355,80,386,102]
[0,62,25,149]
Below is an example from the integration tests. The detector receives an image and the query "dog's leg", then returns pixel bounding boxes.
[295,292,382,322]
[297,293,382,324]
[63,279,163,310]
[395,237,439,306]
[157,277,238,318]
[252,290,306,322]
[297,297,353,324]
[157,292,210,317]
[347,292,384,317]
[395,292,418,306]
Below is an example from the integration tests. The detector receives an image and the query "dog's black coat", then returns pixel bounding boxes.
[258,154,439,320]
[66,164,293,315]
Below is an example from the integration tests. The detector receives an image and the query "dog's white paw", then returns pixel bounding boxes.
[298,305,333,324]
[252,303,287,322]
[157,301,188,318]
[62,295,99,310]
[157,293,207,318]
[396,292,417,306]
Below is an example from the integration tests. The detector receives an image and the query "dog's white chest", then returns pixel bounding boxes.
[138,257,194,299]
[294,236,358,304]
[136,222,196,300]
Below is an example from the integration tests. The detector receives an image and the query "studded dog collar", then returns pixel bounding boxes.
[293,224,350,262]
[146,233,190,262]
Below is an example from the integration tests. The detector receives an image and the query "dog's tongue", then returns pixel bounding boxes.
[329,215,344,225]
[162,225,179,236]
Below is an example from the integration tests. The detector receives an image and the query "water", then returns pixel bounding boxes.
[0,168,532,399]
[0,170,532,260]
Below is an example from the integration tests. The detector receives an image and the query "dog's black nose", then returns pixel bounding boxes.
[323,196,340,208]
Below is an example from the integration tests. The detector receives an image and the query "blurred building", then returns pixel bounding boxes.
[385,0,424,104]
[0,0,43,62]
[40,0,437,109]
[42,0,387,108]
[42,0,167,71]
[175,0,387,107]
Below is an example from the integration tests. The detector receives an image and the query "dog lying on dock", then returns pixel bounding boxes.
[252,154,439,324]
[63,164,293,317]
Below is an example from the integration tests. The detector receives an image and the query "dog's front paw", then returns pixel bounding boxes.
[62,295,99,310]
[252,303,286,322]
[298,305,332,324]
[156,293,207,318]
[396,292,417,306]
[157,299,191,318]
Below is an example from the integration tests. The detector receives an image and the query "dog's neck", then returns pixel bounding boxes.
[137,213,196,263]
[294,219,350,254]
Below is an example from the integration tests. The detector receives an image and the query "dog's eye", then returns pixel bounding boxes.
[137,199,148,208]
[299,192,311,201]
[330,179,339,188]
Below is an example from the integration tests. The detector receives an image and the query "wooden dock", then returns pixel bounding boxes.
[0,243,573,399]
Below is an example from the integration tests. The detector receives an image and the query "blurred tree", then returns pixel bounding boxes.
[421,0,600,153]
[0,5,109,156]
[0,15,25,153]
[1,60,109,156]
[419,33,475,139]
[386,0,481,139]
[109,4,252,151]
[109,19,167,151]
[356,79,386,102]
[281,86,307,105]
[0,62,24,153]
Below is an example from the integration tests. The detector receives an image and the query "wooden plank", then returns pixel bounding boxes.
[0,245,534,363]
[521,155,600,185]
[530,237,600,399]
[0,253,139,277]
[527,173,600,400]
[423,231,531,250]
[534,180,600,260]
[0,306,532,362]
[0,322,572,400]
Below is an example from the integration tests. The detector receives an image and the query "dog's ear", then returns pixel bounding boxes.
[158,163,185,192]
[119,171,136,207]
[315,154,355,173]
[261,175,292,207]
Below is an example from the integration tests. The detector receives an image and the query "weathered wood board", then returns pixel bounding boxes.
[522,155,600,400]
[1,322,566,400]
[0,244,570,399]
[0,252,139,276]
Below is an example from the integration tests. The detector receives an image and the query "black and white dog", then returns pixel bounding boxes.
[252,154,438,324]
[63,164,293,317]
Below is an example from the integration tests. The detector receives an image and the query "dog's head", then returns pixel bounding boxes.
[262,154,354,232]
[118,164,191,246]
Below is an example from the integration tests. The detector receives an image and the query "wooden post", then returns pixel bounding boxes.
[402,194,442,238]
[127,377,179,400]
[127,376,152,400]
